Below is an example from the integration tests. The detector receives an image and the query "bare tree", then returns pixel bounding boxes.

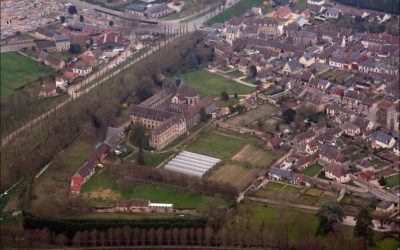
[72,231,81,247]
[204,226,213,246]
[89,229,98,247]
[172,228,179,246]
[156,227,164,246]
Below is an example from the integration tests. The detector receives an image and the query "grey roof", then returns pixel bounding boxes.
[360,61,376,68]
[145,3,169,14]
[106,127,121,138]
[226,27,238,34]
[127,4,146,12]
[269,167,294,178]
[326,7,341,16]
[303,51,314,60]
[294,16,308,27]
[287,58,302,72]
[70,22,105,31]
[38,50,48,60]
[376,200,394,209]
[55,34,70,42]
[374,131,393,145]
[211,23,224,29]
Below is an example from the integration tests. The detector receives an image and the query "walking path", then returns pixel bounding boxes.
[205,68,257,87]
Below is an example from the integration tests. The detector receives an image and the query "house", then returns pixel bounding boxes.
[299,51,315,67]
[293,129,315,146]
[356,160,375,172]
[78,53,99,68]
[127,4,147,16]
[301,9,311,19]
[64,71,77,83]
[72,60,92,76]
[268,167,295,183]
[371,131,396,149]
[104,127,125,149]
[88,143,109,165]
[295,173,312,187]
[274,5,293,20]
[387,103,400,133]
[115,200,150,212]
[325,163,350,183]
[375,201,395,213]
[73,161,96,184]
[319,145,350,168]
[307,0,325,5]
[308,4,325,15]
[35,40,57,52]
[38,51,65,70]
[267,135,282,151]
[283,58,302,74]
[55,77,67,89]
[144,3,173,18]
[292,31,317,47]
[296,155,315,170]
[325,7,341,19]
[358,170,374,181]
[340,122,361,137]
[55,34,70,52]
[306,140,319,155]
[70,176,83,194]
[34,27,55,40]
[225,27,240,44]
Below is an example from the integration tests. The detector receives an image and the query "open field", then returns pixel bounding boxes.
[228,70,244,78]
[209,164,260,190]
[1,52,53,91]
[175,69,254,98]
[30,140,95,217]
[81,171,232,209]
[226,104,276,126]
[232,144,284,167]
[129,151,174,167]
[385,174,400,188]
[186,129,247,159]
[299,164,324,177]
[204,0,265,26]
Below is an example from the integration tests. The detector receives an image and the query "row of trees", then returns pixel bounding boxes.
[332,0,399,14]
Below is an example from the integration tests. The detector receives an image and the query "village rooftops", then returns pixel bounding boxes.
[269,167,294,178]
[145,3,169,14]
[244,18,278,26]
[376,200,394,209]
[127,4,147,12]
[326,163,348,178]
[55,34,70,42]
[293,31,317,39]
[130,105,175,122]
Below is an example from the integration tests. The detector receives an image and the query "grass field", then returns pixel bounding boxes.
[299,164,324,177]
[204,0,265,26]
[175,69,254,98]
[209,164,260,190]
[372,159,387,168]
[283,185,302,193]
[232,144,284,167]
[228,70,244,78]
[263,118,290,134]
[217,64,232,71]
[291,0,307,12]
[81,171,232,209]
[186,129,247,159]
[305,188,324,197]
[1,52,53,92]
[0,85,15,100]
[129,151,174,167]
[30,140,95,217]
[384,174,400,188]
[226,104,276,126]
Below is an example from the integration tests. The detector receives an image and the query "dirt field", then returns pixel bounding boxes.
[209,164,260,190]
[226,104,276,127]
[233,144,283,167]
[85,188,121,200]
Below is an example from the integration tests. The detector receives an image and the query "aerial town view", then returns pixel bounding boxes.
[0,0,399,249]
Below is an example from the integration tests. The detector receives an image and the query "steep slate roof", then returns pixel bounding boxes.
[287,58,302,72]
[130,105,175,122]
[88,143,109,164]
[269,167,294,178]
[127,4,147,12]
[376,200,394,209]
[373,131,393,145]
[145,3,169,14]
[176,83,198,98]
[326,163,348,178]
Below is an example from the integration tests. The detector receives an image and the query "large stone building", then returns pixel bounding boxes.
[129,75,215,150]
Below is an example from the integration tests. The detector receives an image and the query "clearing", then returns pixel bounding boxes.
[175,69,254,98]
[232,144,284,167]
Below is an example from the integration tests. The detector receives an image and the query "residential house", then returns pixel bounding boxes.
[144,3,173,18]
[371,131,396,149]
[340,122,361,137]
[88,143,110,165]
[55,34,70,52]
[325,7,341,19]
[306,140,319,155]
[299,51,315,67]
[73,161,96,184]
[38,51,65,70]
[295,173,312,187]
[78,53,99,68]
[283,58,302,74]
[55,77,67,89]
[274,5,293,20]
[70,176,83,194]
[375,201,395,213]
[307,0,325,5]
[319,145,350,168]
[72,60,92,76]
[293,129,315,146]
[34,27,55,40]
[325,163,350,183]
[35,40,57,52]
[268,167,295,183]
[387,103,400,133]
[267,135,282,151]
[358,170,375,181]
[104,127,125,149]
[308,4,325,15]
[356,159,375,172]
[115,200,150,212]
[225,27,240,44]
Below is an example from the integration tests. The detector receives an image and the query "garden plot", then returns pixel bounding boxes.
[164,151,221,177]
[233,144,284,167]
[209,164,260,190]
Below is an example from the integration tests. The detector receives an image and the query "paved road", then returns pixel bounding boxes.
[353,178,399,203]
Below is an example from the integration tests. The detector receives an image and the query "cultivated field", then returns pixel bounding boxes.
[1,52,53,99]
[186,129,247,159]
[226,104,276,126]
[176,69,254,98]
[232,144,284,167]
[209,164,261,190]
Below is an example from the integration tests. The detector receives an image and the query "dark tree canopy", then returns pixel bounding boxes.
[109,20,114,26]
[70,44,81,54]
[185,50,198,69]
[220,91,229,101]
[316,200,344,234]
[60,16,66,23]
[354,207,374,246]
[79,15,84,22]
[283,108,296,124]
[332,0,399,14]
[68,5,77,15]
[249,65,257,78]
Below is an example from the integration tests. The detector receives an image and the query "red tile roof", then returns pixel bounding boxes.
[333,88,344,96]
[70,176,82,191]
[307,140,318,149]
[359,171,374,179]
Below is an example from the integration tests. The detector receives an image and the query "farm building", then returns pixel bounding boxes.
[164,151,220,177]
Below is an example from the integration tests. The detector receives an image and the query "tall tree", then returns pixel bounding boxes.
[68,5,77,15]
[283,108,296,124]
[316,200,345,234]
[354,207,374,248]
[79,15,84,22]
[185,50,198,68]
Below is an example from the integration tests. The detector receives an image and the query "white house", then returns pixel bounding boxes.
[72,60,92,76]
[372,131,396,149]
[55,77,67,89]
[325,163,350,183]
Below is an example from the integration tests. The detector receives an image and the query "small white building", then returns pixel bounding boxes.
[56,77,67,89]
[149,203,173,209]
[72,60,92,76]
[307,0,325,5]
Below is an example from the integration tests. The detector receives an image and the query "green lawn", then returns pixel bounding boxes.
[205,0,265,26]
[180,10,210,23]
[266,181,285,189]
[319,70,336,80]
[186,129,247,159]
[0,85,15,100]
[291,0,307,12]
[174,69,254,98]
[384,174,400,188]
[343,147,357,155]
[117,143,133,159]
[283,185,302,193]
[130,151,174,167]
[372,159,387,168]
[300,164,324,177]
[1,52,53,90]
[81,172,232,209]
[351,152,367,162]
[228,70,244,78]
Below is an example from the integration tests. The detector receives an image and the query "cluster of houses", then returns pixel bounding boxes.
[70,127,125,194]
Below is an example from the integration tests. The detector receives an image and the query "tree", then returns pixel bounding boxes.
[60,16,66,23]
[80,15,84,22]
[200,107,207,122]
[275,122,280,132]
[249,65,257,78]
[234,93,238,99]
[354,207,374,248]
[137,151,145,165]
[316,200,344,234]
[283,108,296,124]
[70,44,81,54]
[374,210,391,229]
[131,120,148,150]
[378,176,386,186]
[68,5,77,15]
[109,20,114,26]
[220,91,229,101]
[185,50,198,68]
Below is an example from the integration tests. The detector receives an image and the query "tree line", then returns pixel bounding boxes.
[332,0,400,14]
